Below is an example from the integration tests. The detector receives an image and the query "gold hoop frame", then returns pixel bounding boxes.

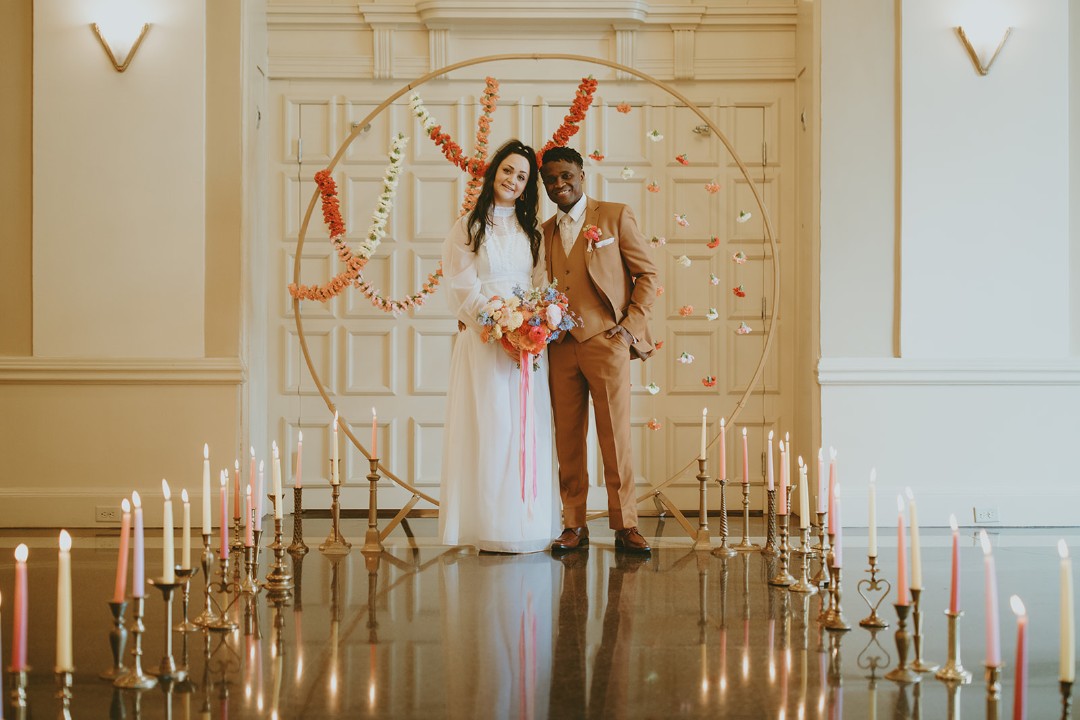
[291,53,780,509]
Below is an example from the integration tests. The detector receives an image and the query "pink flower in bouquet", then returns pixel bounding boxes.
[545,304,563,328]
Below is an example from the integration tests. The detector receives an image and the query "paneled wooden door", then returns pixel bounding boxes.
[269,78,794,516]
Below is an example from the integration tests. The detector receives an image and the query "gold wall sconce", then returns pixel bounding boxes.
[90,22,151,73]
[954,25,1012,76]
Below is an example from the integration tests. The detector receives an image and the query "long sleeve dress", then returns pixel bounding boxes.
[438,207,558,553]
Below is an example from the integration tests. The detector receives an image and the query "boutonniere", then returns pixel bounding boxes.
[583,224,602,252]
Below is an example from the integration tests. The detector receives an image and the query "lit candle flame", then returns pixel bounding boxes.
[132,490,142,508]
[1010,595,1026,617]
[15,544,28,562]
[181,488,189,503]
[59,530,72,552]
[122,498,131,513]
[980,529,992,555]
[949,513,958,532]
[161,479,171,500]
[1060,539,1069,559]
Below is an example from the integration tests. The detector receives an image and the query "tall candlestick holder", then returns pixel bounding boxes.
[99,600,129,679]
[789,525,818,594]
[712,474,736,557]
[909,589,938,672]
[732,481,760,552]
[769,513,796,586]
[817,536,836,622]
[320,457,351,555]
[984,663,1002,720]
[231,512,244,555]
[55,669,73,720]
[193,533,220,628]
[289,486,310,555]
[8,667,29,711]
[1061,680,1073,720]
[174,566,199,632]
[265,494,294,597]
[810,512,830,586]
[822,562,851,631]
[147,578,187,682]
[934,611,972,684]
[884,603,920,684]
[857,555,891,628]
[239,544,259,595]
[253,528,264,568]
[205,553,240,632]
[114,595,158,689]
[362,457,385,554]
[762,488,778,556]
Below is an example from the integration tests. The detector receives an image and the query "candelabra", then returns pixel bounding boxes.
[289,486,310,555]
[909,589,938,672]
[857,555,891,628]
[265,493,295,597]
[762,488,778,556]
[934,611,972,684]
[822,561,851,632]
[768,512,795,586]
[732,481,760,552]
[192,533,221,628]
[148,577,187,682]
[174,566,199,632]
[205,552,240,632]
[712,473,736,557]
[99,600,129,680]
[55,670,73,720]
[692,458,712,550]
[985,663,1002,720]
[1062,680,1074,720]
[362,457,385,554]
[788,524,818,594]
[114,595,158,689]
[810,511,830,586]
[320,457,351,556]
[884,603,920,684]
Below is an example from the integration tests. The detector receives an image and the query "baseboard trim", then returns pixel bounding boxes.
[818,357,1080,386]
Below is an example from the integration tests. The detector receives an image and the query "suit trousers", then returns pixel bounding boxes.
[548,331,638,530]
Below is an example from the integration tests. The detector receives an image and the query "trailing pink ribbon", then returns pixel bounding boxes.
[519,350,538,508]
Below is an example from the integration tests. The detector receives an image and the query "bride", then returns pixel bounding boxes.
[439,139,559,553]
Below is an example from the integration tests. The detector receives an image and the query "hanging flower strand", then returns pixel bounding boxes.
[410,76,500,180]
[536,77,600,165]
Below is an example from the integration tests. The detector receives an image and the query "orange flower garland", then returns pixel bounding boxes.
[537,77,600,165]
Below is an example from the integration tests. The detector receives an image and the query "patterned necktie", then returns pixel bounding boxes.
[559,213,575,256]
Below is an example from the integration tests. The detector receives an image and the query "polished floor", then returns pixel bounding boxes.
[0,516,1073,719]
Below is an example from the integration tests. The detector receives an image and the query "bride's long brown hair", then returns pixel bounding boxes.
[465,140,543,266]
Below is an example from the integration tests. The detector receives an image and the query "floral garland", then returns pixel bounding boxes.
[288,134,443,313]
[536,77,600,165]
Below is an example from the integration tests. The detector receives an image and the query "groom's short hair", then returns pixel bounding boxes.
[541,146,583,168]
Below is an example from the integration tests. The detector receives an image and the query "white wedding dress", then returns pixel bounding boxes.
[439,207,558,553]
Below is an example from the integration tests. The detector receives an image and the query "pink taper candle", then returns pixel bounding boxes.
[371,407,378,458]
[719,418,726,481]
[256,460,265,532]
[245,486,254,547]
[831,483,842,568]
[896,495,908,605]
[112,499,131,603]
[949,514,960,614]
[12,544,28,670]
[1011,595,1027,720]
[827,448,837,533]
[981,530,1001,666]
[766,431,774,491]
[219,471,229,560]
[249,446,256,510]
[741,428,749,485]
[132,491,145,598]
[180,489,191,570]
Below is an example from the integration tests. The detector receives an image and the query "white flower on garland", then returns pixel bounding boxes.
[649,236,667,248]
[674,213,689,228]
[706,308,719,321]
[620,166,635,180]
[355,133,409,260]
[646,130,664,142]
[646,382,661,395]
[409,94,438,133]
[732,251,747,264]
[737,210,752,224]
[678,352,695,365]
[736,322,752,335]
[709,273,720,286]
[676,255,691,268]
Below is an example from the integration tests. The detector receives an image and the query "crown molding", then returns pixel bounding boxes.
[818,357,1080,386]
[0,357,246,385]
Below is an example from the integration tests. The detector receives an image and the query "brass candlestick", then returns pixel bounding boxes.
[192,533,220,628]
[253,528,264,568]
[817,536,836,623]
[985,663,1002,720]
[264,494,294,597]
[789,525,818,594]
[289,486,310,554]
[205,553,240,632]
[114,595,158,689]
[934,611,972,684]
[822,562,851,631]
[174,566,199,632]
[362,457,385,554]
[1061,680,1074,720]
[147,577,187,682]
[320,458,351,556]
[909,589,938,672]
[55,669,73,720]
[769,513,795,586]
[712,475,736,557]
[732,481,760,551]
[692,458,711,550]
[8,667,29,711]
[231,511,243,556]
[884,603,920,684]
[240,544,258,595]
[810,511,830,586]
[762,488,778,556]
[857,555,891,628]
[99,600,129,679]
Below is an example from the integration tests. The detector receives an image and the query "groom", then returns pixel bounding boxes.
[540,147,658,554]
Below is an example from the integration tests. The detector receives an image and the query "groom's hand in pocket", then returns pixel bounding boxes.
[605,325,633,347]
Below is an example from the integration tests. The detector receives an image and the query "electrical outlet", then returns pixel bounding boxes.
[96,505,121,523]
[973,506,1000,523]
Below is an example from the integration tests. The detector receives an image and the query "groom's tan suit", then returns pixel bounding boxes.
[543,197,658,529]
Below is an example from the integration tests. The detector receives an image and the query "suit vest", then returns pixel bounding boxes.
[550,234,615,342]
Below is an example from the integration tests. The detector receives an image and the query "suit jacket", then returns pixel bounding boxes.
[542,198,658,360]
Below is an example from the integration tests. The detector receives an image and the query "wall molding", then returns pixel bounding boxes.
[818,357,1080,386]
[0,357,246,385]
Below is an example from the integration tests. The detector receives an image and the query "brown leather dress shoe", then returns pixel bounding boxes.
[614,527,651,554]
[551,527,589,551]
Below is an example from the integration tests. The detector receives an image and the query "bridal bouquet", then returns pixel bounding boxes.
[477,282,582,367]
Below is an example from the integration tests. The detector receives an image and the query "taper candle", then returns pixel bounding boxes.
[332,411,340,483]
[57,529,72,672]
[741,428,749,485]
[1011,595,1027,720]
[296,430,304,489]
[256,460,265,531]
[980,530,1001,666]
[219,471,229,559]
[719,418,727,481]
[12,544,28,670]
[132,491,145,598]
[906,487,921,590]
[1060,539,1074,682]
[827,448,837,533]
[867,469,877,557]
[234,459,241,520]
[249,446,257,510]
[161,479,175,583]
[816,448,825,513]
[272,441,283,519]
[371,407,378,458]
[831,483,842,567]
[181,489,191,570]
[766,430,775,491]
[798,458,808,529]
[201,444,211,536]
[777,440,787,515]
[896,495,908,605]
[699,408,708,460]
[245,486,254,547]
[949,514,960,615]
[113,499,131,602]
